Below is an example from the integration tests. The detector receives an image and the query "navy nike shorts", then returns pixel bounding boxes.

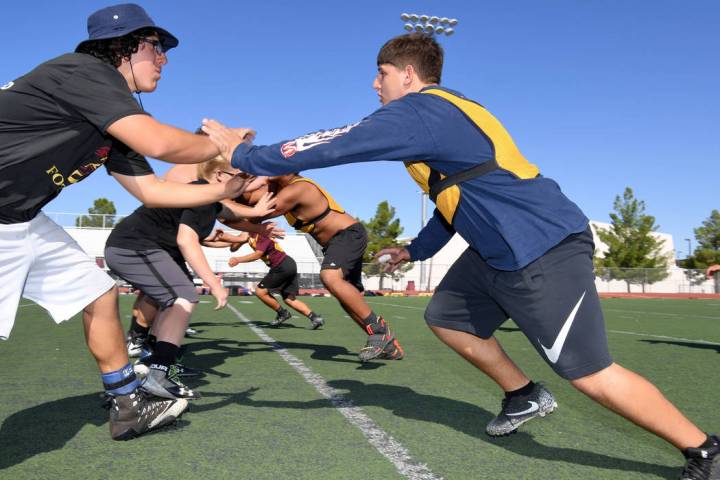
[424,227,612,380]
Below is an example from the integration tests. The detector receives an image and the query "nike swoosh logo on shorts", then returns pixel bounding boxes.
[507,401,539,417]
[539,291,586,364]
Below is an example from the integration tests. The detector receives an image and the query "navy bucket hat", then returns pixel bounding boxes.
[75,3,179,52]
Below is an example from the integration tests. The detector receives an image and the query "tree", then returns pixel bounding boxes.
[361,201,412,289]
[683,210,720,292]
[75,198,117,228]
[593,187,670,292]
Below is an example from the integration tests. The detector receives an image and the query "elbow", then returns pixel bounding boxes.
[143,142,171,160]
[140,194,162,208]
[142,199,162,208]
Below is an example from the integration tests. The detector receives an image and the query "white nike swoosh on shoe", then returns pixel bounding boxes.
[539,291,586,364]
[506,401,539,417]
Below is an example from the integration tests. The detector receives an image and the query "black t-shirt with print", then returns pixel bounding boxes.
[0,53,153,224]
[106,180,222,261]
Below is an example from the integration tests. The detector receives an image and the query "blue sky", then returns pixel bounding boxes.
[2,1,718,257]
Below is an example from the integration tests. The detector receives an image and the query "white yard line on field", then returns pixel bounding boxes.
[607,329,720,346]
[603,308,719,321]
[366,301,719,344]
[366,301,425,311]
[227,303,442,480]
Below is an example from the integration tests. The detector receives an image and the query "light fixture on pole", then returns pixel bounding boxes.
[399,13,459,36]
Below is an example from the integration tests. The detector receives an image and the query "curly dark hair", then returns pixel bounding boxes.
[76,27,159,67]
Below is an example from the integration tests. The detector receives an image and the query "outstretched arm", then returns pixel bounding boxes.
[202,100,434,176]
[108,115,255,165]
[112,172,248,208]
[228,250,264,268]
[218,193,276,222]
[108,115,217,164]
[219,219,285,239]
[177,224,228,310]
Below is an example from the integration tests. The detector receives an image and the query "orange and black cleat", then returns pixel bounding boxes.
[379,337,404,360]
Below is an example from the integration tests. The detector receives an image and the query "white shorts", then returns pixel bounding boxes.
[0,212,116,340]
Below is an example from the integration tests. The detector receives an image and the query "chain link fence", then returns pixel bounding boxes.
[55,213,719,295]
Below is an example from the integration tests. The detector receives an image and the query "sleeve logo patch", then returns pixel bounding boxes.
[280,122,359,159]
[1,81,14,90]
[281,141,297,158]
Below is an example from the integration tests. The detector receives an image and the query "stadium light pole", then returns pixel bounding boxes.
[685,238,692,259]
[419,191,428,289]
[401,12,459,290]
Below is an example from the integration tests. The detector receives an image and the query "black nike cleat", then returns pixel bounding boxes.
[486,383,557,436]
[680,435,720,480]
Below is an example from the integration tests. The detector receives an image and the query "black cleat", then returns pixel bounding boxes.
[378,337,405,360]
[486,383,557,436]
[271,308,292,327]
[680,435,720,480]
[309,313,324,330]
[109,389,188,441]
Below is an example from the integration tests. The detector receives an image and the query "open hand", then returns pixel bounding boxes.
[202,118,255,163]
[252,192,277,217]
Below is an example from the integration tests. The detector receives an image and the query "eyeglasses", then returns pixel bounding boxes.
[141,38,167,56]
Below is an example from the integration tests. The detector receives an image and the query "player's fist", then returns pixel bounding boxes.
[375,247,410,273]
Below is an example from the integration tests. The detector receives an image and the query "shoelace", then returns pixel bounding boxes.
[681,456,711,479]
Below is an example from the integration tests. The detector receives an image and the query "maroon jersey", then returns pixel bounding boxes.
[249,233,287,268]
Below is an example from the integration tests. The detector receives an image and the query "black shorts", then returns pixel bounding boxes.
[104,247,198,309]
[424,227,612,380]
[258,256,299,298]
[321,223,366,292]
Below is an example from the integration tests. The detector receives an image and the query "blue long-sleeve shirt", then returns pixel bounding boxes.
[232,86,588,270]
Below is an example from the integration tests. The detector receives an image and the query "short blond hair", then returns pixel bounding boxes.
[197,155,230,181]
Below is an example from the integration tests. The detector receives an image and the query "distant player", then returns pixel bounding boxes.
[227,231,324,329]
[233,175,404,361]
[204,33,718,478]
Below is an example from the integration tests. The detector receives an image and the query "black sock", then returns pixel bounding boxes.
[151,341,180,368]
[362,312,386,334]
[307,311,316,319]
[129,316,149,336]
[505,381,536,399]
[699,434,715,449]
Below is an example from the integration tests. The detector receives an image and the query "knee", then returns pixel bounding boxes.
[255,288,268,297]
[173,297,196,313]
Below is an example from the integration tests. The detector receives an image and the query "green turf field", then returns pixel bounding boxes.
[1,296,718,479]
